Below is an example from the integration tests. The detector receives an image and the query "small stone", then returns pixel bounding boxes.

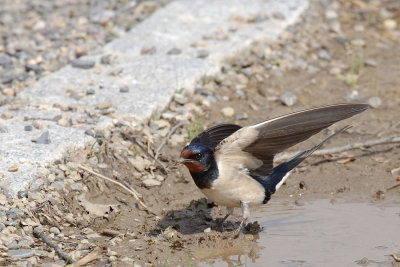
[71,59,95,69]
[97,163,108,169]
[272,12,285,20]
[203,227,211,233]
[383,19,397,30]
[236,113,248,121]
[7,240,19,250]
[141,46,156,55]
[167,47,182,55]
[174,94,188,105]
[347,90,359,101]
[221,107,235,117]
[169,134,185,145]
[197,50,209,59]
[86,88,96,95]
[8,165,18,172]
[84,129,95,137]
[142,178,161,188]
[129,156,146,172]
[367,96,382,109]
[96,101,112,110]
[364,59,377,67]
[280,91,297,106]
[119,85,129,93]
[318,49,331,60]
[391,167,400,177]
[100,54,112,65]
[24,125,32,131]
[57,118,70,127]
[36,131,51,144]
[49,181,65,190]
[351,39,366,47]
[70,183,83,191]
[50,227,61,235]
[8,249,34,259]
[17,190,28,199]
[2,88,15,97]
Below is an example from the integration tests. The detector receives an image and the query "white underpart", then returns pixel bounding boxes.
[275,171,292,191]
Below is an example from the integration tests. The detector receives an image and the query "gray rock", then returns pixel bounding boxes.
[280,91,298,106]
[119,85,130,93]
[17,190,28,198]
[8,249,34,259]
[197,50,209,58]
[18,237,34,249]
[100,54,113,65]
[48,181,65,190]
[36,131,51,144]
[7,240,19,250]
[70,183,83,191]
[167,47,182,55]
[142,178,161,188]
[367,96,382,108]
[86,88,96,95]
[0,223,5,231]
[71,59,95,69]
[0,54,13,67]
[318,49,331,60]
[84,129,95,137]
[49,227,61,235]
[5,220,18,226]
[7,207,24,219]
[24,125,32,131]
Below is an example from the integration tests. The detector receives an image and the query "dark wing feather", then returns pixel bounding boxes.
[244,103,369,176]
[191,124,242,149]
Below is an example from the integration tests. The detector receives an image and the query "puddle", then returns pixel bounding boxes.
[198,199,400,267]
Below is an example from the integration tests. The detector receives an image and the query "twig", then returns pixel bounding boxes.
[66,247,102,267]
[33,226,75,264]
[275,135,400,162]
[155,120,188,160]
[391,254,400,262]
[120,132,168,173]
[78,165,158,216]
[386,183,400,192]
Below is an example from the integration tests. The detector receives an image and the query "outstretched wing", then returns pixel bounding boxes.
[190,124,241,149]
[216,103,369,176]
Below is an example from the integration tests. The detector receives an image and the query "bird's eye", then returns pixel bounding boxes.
[192,153,202,161]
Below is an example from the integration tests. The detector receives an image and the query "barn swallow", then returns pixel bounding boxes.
[180,103,368,235]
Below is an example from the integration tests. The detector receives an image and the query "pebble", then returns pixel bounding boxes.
[24,125,32,131]
[221,107,235,117]
[197,50,209,59]
[280,91,297,106]
[71,59,95,69]
[203,227,211,233]
[100,54,113,65]
[119,85,130,93]
[391,167,400,177]
[36,131,51,144]
[70,183,83,191]
[367,96,382,108]
[347,90,359,101]
[141,46,157,55]
[318,49,331,60]
[364,59,377,67]
[142,178,161,188]
[8,249,34,259]
[383,19,397,30]
[129,156,146,172]
[49,227,61,235]
[84,129,95,137]
[96,101,112,110]
[8,165,19,172]
[272,12,285,20]
[167,47,182,55]
[7,240,19,250]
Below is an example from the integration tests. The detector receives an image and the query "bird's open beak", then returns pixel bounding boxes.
[179,157,194,164]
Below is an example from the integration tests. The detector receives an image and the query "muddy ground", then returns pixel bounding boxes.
[30,1,400,266]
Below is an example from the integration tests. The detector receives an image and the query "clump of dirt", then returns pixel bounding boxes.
[34,0,400,266]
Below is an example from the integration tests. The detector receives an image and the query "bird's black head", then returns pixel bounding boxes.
[180,143,214,174]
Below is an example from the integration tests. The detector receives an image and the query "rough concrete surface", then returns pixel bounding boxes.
[0,0,309,195]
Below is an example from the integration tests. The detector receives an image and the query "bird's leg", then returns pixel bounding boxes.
[218,207,234,229]
[233,201,250,237]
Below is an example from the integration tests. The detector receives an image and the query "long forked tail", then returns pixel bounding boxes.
[261,125,351,197]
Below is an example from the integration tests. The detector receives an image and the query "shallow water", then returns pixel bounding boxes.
[199,199,400,267]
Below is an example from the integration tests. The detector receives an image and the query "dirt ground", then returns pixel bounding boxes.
[34,1,400,266]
